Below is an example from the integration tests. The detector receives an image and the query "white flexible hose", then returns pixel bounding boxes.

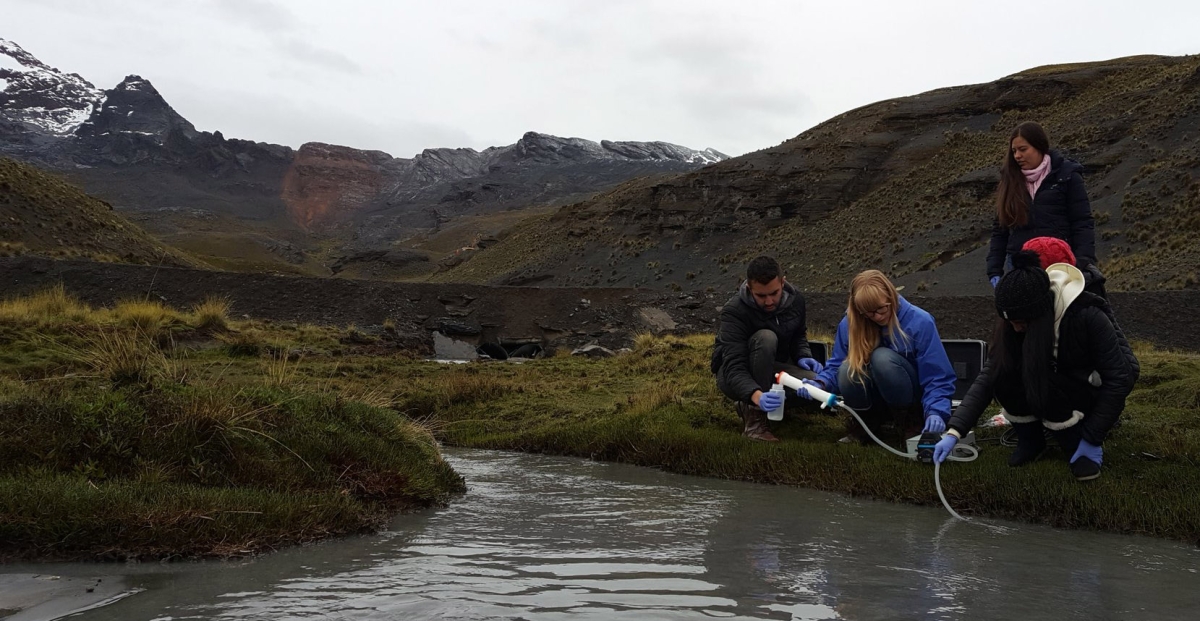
[776,371,976,520]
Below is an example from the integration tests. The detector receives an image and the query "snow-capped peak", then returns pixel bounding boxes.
[0,37,106,135]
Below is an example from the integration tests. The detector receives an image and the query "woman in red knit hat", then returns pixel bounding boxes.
[1022,235,1109,299]
[937,251,1137,481]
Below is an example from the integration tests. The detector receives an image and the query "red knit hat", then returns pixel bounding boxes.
[1021,236,1076,269]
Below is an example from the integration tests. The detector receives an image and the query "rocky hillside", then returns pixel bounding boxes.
[0,157,199,266]
[0,38,726,276]
[435,55,1200,294]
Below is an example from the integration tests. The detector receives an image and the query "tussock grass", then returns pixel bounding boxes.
[0,283,92,324]
[111,298,176,336]
[47,327,166,386]
[191,296,231,330]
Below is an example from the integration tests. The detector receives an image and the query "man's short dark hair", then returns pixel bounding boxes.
[746,256,782,285]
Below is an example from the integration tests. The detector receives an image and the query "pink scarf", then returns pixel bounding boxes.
[1023,152,1052,198]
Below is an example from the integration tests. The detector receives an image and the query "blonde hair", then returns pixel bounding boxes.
[844,270,907,383]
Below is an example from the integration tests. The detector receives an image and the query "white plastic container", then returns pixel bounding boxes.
[766,383,786,421]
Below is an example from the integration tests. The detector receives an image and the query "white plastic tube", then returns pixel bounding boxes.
[775,371,838,409]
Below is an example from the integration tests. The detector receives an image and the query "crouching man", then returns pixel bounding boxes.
[711,256,821,442]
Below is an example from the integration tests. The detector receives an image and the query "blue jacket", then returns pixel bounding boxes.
[814,297,956,421]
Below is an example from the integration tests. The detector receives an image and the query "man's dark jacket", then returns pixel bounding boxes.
[987,151,1096,278]
[711,281,812,403]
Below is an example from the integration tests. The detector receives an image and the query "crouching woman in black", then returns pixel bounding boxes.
[934,251,1138,481]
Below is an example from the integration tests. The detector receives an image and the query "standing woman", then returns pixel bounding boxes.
[802,270,957,443]
[987,122,1097,288]
[936,251,1137,481]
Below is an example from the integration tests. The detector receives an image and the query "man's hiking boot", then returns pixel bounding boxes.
[737,403,779,442]
[1070,457,1101,481]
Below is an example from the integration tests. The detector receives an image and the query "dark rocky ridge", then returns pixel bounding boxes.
[2,257,1197,353]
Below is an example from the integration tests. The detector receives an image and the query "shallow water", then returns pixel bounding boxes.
[4,448,1199,620]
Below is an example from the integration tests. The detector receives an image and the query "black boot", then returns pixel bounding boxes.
[1048,426,1100,481]
[1008,421,1047,467]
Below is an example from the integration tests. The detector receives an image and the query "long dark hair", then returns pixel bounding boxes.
[996,122,1051,228]
[987,311,1055,410]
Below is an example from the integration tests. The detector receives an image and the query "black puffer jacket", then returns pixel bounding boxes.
[987,151,1096,278]
[711,281,812,403]
[949,291,1138,446]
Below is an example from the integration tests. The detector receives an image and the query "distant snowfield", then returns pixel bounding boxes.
[0,38,106,135]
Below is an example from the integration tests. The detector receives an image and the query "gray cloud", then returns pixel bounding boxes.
[4,0,1200,158]
[209,0,299,33]
[276,39,362,75]
[164,81,473,157]
[207,0,360,75]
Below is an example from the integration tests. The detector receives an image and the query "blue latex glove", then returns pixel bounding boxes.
[1071,439,1103,465]
[797,357,824,374]
[990,275,1000,288]
[795,379,821,401]
[922,415,947,434]
[758,390,784,412]
[933,434,958,464]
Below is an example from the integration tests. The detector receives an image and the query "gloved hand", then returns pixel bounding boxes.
[922,415,947,434]
[990,275,1001,288]
[933,434,959,464]
[1071,439,1103,465]
[758,390,784,412]
[797,357,824,374]
[795,379,822,401]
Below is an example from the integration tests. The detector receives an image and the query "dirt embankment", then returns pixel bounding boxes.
[2,257,1197,352]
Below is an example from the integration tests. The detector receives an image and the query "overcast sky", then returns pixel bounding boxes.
[5,0,1199,158]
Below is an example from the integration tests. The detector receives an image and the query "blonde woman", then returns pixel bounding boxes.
[800,270,957,443]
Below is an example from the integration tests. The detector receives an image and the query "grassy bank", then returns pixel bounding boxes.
[4,288,1199,559]
[0,287,463,561]
[400,333,1200,544]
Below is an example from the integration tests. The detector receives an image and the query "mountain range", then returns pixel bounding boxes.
[0,37,727,276]
[4,36,1199,294]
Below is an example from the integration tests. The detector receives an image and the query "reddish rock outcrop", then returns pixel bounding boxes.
[280,142,392,230]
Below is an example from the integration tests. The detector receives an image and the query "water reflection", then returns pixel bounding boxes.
[7,449,1200,620]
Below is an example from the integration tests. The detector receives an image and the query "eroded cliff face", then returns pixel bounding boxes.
[280,143,393,230]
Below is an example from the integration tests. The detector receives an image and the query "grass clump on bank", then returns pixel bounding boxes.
[0,288,463,561]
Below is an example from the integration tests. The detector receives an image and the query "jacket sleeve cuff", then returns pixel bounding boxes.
[1080,423,1107,447]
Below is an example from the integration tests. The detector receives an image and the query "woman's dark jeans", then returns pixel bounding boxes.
[837,346,921,412]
